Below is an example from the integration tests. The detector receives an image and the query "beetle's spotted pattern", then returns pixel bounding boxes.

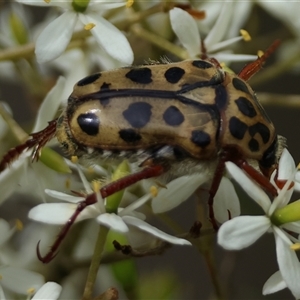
[0,41,285,263]
[55,58,280,170]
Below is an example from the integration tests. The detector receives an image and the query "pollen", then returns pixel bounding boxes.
[44,0,51,3]
[65,177,71,190]
[126,0,134,8]
[92,180,101,193]
[27,287,35,295]
[84,23,96,31]
[71,156,78,163]
[290,243,300,251]
[240,29,251,42]
[257,50,264,58]
[15,219,23,231]
[297,162,300,169]
[150,185,158,197]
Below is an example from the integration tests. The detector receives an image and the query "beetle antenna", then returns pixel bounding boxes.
[238,39,280,81]
[0,119,57,172]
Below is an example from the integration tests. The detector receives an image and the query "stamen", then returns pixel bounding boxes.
[65,177,71,190]
[150,185,158,197]
[44,0,51,3]
[257,50,264,58]
[126,0,134,8]
[71,156,78,163]
[27,287,35,295]
[15,219,23,231]
[240,29,251,42]
[84,23,95,31]
[92,180,101,194]
[290,243,300,251]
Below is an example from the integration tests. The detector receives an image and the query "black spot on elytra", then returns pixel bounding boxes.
[77,113,100,136]
[248,139,260,152]
[215,85,228,110]
[123,102,152,128]
[232,78,250,94]
[235,97,257,118]
[99,82,111,106]
[191,130,211,147]
[125,68,152,84]
[192,60,213,69]
[248,123,270,143]
[164,67,185,83]
[229,117,248,140]
[100,82,111,90]
[163,106,184,126]
[119,128,142,143]
[77,73,101,86]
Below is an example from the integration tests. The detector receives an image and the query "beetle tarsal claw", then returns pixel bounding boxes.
[36,240,59,264]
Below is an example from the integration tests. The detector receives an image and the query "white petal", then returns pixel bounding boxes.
[277,149,295,181]
[218,215,270,250]
[263,270,287,295]
[204,1,233,48]
[0,218,14,246]
[123,216,191,245]
[44,189,84,203]
[0,156,28,204]
[28,203,97,224]
[97,213,129,233]
[0,285,6,300]
[169,8,200,57]
[32,282,62,300]
[152,174,207,213]
[35,12,77,63]
[32,77,65,131]
[225,162,270,212]
[274,227,300,299]
[0,267,44,295]
[79,14,133,64]
[120,193,152,217]
[214,177,240,223]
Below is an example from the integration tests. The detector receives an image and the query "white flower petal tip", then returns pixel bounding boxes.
[217,216,270,250]
[35,12,77,63]
[97,213,129,233]
[33,282,62,300]
[262,271,286,295]
[123,216,191,246]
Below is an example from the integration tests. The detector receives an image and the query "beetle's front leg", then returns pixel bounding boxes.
[37,163,166,263]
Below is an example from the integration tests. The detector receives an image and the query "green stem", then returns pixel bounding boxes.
[130,25,188,60]
[0,103,28,141]
[82,226,110,300]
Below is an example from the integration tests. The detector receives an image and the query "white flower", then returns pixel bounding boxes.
[0,266,45,296]
[16,0,133,64]
[151,172,240,224]
[218,149,300,298]
[0,77,67,205]
[32,282,62,300]
[169,4,256,62]
[29,164,191,254]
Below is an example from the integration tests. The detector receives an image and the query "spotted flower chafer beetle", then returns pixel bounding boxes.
[0,40,285,263]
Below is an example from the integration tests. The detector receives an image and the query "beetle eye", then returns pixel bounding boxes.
[77,113,100,136]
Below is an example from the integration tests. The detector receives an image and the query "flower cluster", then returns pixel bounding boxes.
[0,1,300,299]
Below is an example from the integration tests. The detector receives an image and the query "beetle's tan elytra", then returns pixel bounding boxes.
[0,40,285,263]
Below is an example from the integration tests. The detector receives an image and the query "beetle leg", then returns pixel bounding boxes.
[238,40,280,81]
[0,119,57,172]
[37,163,166,263]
